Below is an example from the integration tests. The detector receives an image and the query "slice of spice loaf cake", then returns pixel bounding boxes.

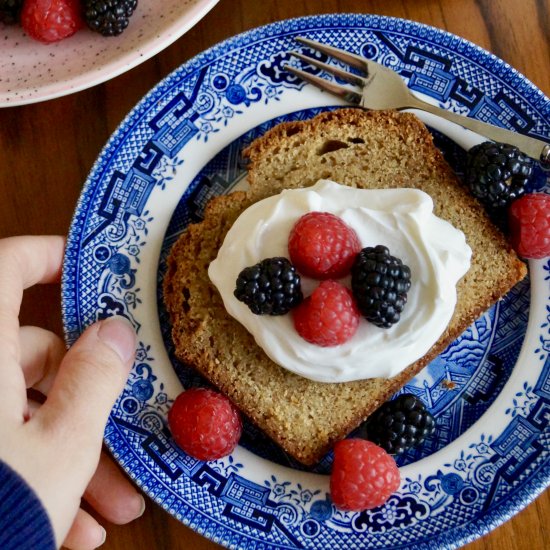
[163,108,526,465]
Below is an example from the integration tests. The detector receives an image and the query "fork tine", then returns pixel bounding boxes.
[283,64,362,104]
[289,51,367,87]
[296,36,369,73]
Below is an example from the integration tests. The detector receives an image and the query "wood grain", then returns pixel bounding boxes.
[1,0,548,549]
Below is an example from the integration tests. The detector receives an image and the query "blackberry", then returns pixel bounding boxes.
[366,394,435,455]
[0,0,23,24]
[351,245,411,328]
[234,257,303,315]
[466,141,533,216]
[84,0,138,37]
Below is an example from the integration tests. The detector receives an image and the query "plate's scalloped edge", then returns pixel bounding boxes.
[148,13,550,120]
[450,465,550,550]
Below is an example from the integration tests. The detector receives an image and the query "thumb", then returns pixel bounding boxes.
[39,316,136,446]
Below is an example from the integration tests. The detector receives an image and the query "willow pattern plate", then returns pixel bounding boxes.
[62,14,550,550]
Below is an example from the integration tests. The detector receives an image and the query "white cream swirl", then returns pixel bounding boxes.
[208,180,471,383]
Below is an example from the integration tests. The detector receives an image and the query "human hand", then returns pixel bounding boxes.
[0,236,145,549]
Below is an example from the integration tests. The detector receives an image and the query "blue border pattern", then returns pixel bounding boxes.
[62,14,550,550]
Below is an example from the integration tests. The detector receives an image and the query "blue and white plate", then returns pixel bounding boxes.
[62,14,550,550]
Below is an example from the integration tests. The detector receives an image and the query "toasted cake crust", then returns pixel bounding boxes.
[164,109,527,465]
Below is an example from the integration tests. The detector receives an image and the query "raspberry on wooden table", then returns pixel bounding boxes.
[168,388,242,461]
[288,212,361,279]
[330,439,400,511]
[292,280,360,346]
[509,193,550,259]
[21,0,83,43]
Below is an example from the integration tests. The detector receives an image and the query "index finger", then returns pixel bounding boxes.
[0,236,65,363]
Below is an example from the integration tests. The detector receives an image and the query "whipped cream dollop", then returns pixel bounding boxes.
[208,180,471,383]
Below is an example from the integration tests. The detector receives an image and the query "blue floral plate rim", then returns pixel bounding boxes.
[62,13,550,550]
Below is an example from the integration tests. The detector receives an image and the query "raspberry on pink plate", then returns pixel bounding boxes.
[21,0,83,44]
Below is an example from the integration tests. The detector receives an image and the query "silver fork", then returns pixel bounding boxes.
[285,37,550,166]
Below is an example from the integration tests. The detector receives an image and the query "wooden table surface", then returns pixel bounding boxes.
[1,0,548,548]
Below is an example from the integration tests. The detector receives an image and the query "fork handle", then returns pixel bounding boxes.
[408,97,550,166]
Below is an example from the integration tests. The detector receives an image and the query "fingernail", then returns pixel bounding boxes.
[97,526,107,547]
[136,495,146,518]
[98,316,137,365]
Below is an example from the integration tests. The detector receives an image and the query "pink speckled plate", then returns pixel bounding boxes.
[0,0,219,107]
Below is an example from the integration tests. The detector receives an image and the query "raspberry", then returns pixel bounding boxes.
[168,388,242,461]
[21,0,83,43]
[509,193,550,259]
[292,280,359,346]
[330,439,400,511]
[288,212,361,279]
